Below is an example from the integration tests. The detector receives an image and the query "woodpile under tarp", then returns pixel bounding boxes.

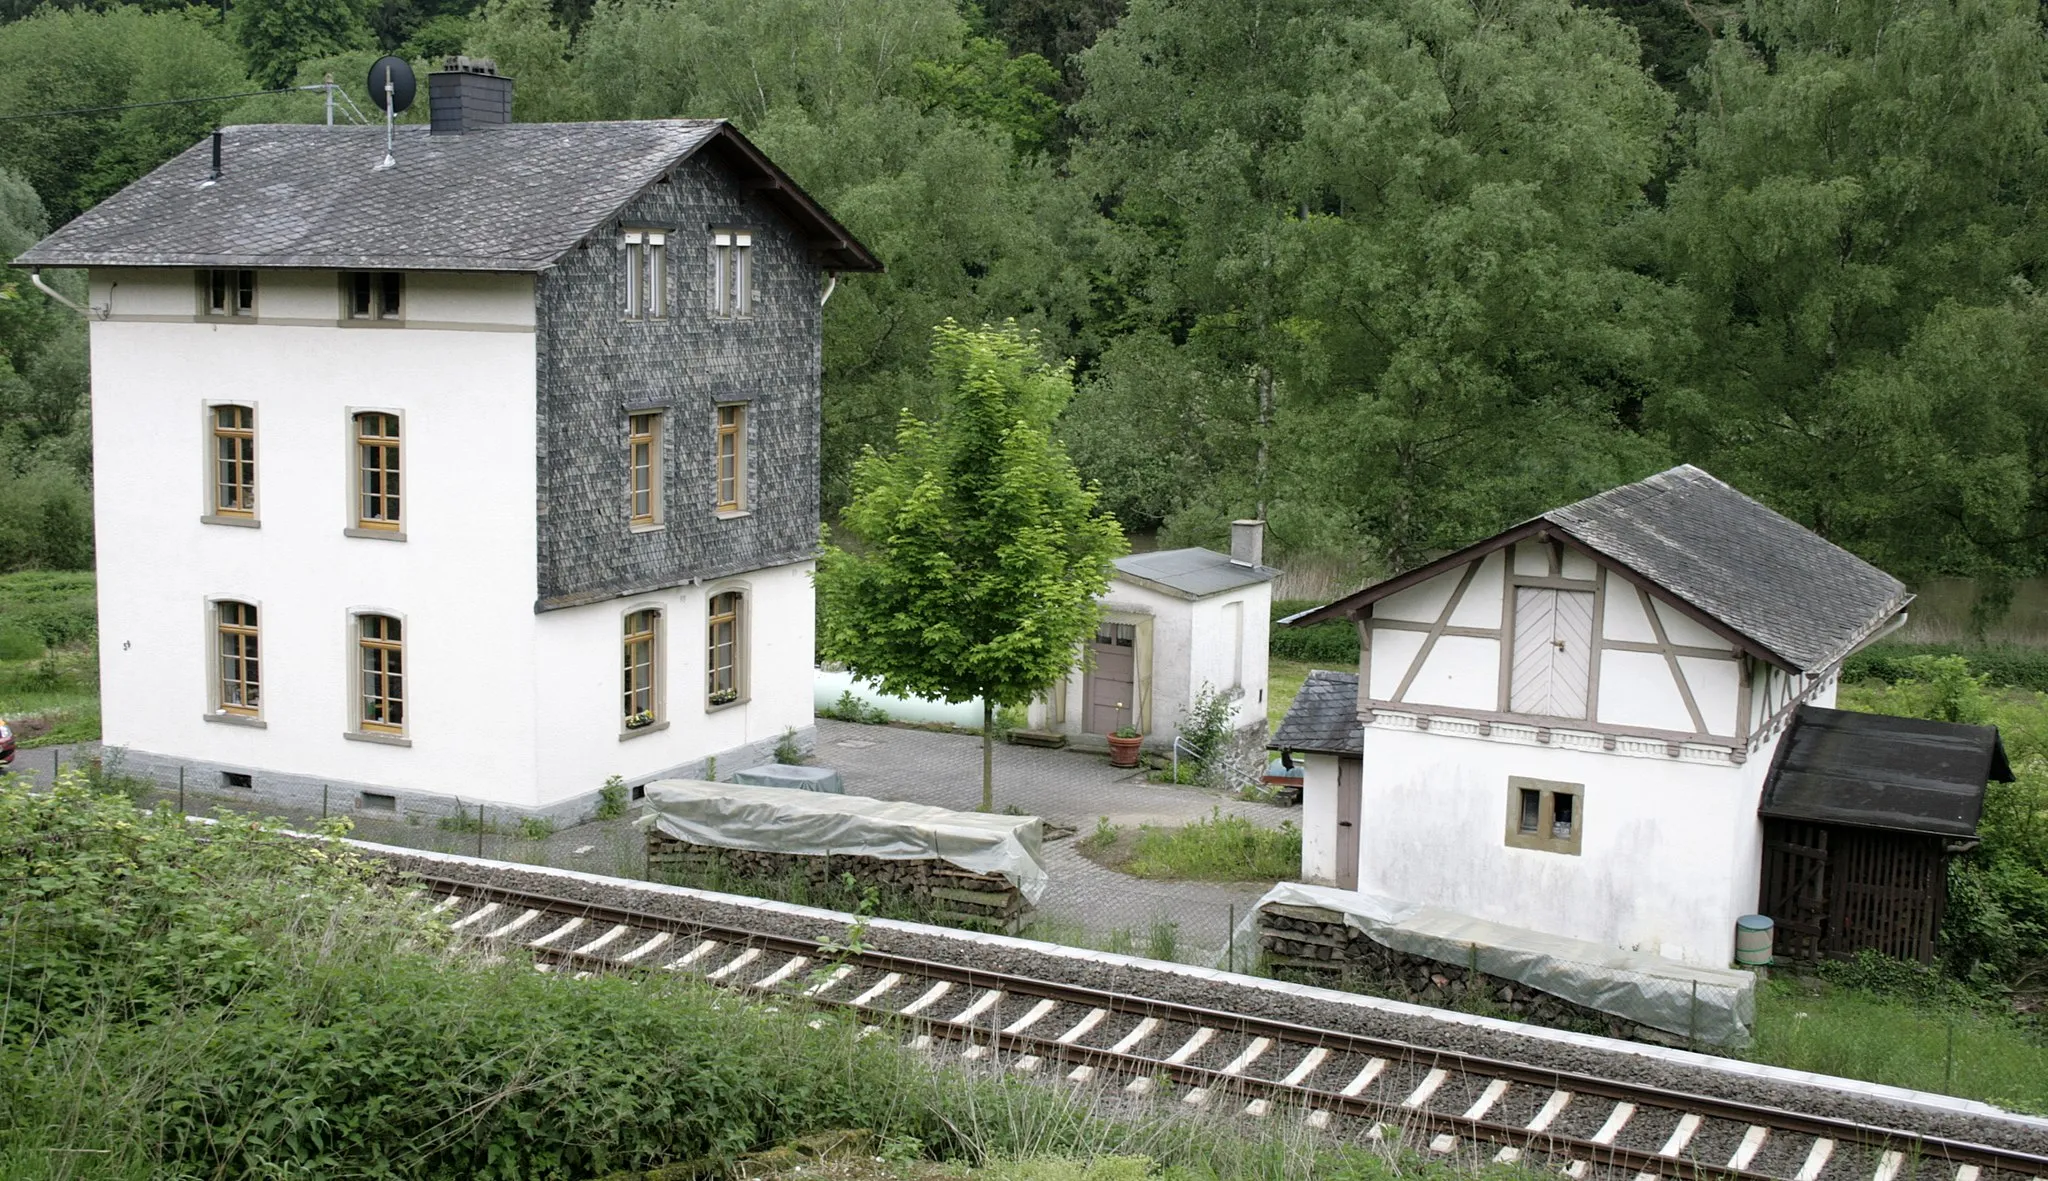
[633,779,1047,932]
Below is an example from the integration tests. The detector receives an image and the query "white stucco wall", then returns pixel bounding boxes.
[532,560,816,806]
[1299,752,1340,883]
[91,268,547,803]
[1353,726,1755,965]
[1032,572,1272,742]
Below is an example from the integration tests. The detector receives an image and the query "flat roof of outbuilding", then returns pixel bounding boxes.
[1113,547,1279,601]
[1760,704,2012,839]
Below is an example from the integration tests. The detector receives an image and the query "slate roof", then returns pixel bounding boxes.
[1289,466,1909,672]
[1760,705,2012,839]
[1269,669,1362,755]
[1115,547,1280,601]
[14,121,880,273]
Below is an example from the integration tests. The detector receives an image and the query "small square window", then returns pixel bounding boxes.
[203,269,255,317]
[1505,777,1582,855]
[222,771,253,790]
[346,272,403,320]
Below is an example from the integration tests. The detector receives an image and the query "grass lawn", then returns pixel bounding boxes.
[0,571,99,747]
[1267,658,1320,727]
[1746,974,2048,1114]
[1078,809,1300,883]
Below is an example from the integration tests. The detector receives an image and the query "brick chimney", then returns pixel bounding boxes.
[428,57,512,135]
[1230,519,1265,568]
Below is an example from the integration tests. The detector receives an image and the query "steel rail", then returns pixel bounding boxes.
[412,875,2048,1177]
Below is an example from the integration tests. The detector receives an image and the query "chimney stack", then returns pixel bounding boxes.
[1230,519,1265,568]
[428,57,512,135]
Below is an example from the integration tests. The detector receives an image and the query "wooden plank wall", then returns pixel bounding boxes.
[1759,820,1947,965]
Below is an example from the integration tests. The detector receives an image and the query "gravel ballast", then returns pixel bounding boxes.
[363,839,2048,1159]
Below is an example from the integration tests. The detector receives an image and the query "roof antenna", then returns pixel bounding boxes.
[367,56,416,171]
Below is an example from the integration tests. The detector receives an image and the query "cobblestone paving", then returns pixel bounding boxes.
[817,719,1294,964]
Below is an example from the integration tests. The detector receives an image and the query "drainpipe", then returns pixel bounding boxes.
[819,272,838,308]
[30,270,89,317]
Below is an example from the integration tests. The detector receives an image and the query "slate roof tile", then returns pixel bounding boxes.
[1114,547,1279,600]
[1269,669,1361,755]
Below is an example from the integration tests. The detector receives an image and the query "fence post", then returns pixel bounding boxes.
[322,784,328,820]
[1688,980,1700,1050]
[53,747,60,782]
[1227,904,1236,974]
[477,803,485,858]
[1945,1019,1956,1088]
[178,766,185,814]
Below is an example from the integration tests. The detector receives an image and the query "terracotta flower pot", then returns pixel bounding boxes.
[1106,733,1143,768]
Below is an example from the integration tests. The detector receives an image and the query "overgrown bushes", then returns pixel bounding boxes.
[1268,599,1357,665]
[0,569,95,647]
[1845,642,2048,694]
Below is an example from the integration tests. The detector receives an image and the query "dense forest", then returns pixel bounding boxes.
[2,0,2046,606]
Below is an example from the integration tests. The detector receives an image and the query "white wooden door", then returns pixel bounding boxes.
[1510,587,1594,718]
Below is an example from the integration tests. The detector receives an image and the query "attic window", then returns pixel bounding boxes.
[623,230,666,319]
[204,269,254,317]
[1505,777,1582,855]
[346,272,402,320]
[711,229,751,317]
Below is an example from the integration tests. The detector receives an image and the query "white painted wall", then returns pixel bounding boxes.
[1299,752,1340,883]
[91,268,545,803]
[1031,571,1272,742]
[1353,725,1754,964]
[532,560,816,806]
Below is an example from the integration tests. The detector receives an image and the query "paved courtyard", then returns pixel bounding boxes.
[817,719,1295,962]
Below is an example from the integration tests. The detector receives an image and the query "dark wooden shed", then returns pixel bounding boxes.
[1757,705,2011,964]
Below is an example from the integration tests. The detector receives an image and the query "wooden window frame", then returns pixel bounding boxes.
[355,613,406,735]
[1504,776,1583,855]
[200,269,255,318]
[352,411,403,532]
[623,230,667,319]
[715,403,745,513]
[629,411,663,527]
[646,232,666,319]
[622,607,663,727]
[710,229,752,318]
[624,232,643,319]
[209,403,257,519]
[706,589,745,708]
[214,600,260,717]
[342,271,404,322]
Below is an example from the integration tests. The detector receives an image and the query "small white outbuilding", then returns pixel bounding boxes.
[1029,521,1279,748]
[1271,467,1912,967]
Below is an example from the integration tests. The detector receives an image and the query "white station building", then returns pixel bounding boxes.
[16,62,880,818]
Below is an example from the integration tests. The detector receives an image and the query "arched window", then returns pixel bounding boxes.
[357,613,404,733]
[215,600,259,716]
[706,590,744,706]
[623,608,662,727]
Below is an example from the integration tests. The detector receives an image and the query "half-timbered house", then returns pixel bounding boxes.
[1273,466,1913,966]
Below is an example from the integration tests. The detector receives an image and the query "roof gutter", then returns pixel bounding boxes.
[29,270,89,318]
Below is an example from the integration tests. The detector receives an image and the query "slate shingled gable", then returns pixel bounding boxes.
[1269,669,1362,756]
[1289,465,1909,673]
[13,122,879,273]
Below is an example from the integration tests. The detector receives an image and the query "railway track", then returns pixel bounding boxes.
[414,875,2048,1181]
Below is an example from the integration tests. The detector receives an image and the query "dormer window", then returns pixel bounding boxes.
[711,229,750,317]
[203,269,254,317]
[623,230,666,319]
[346,272,402,320]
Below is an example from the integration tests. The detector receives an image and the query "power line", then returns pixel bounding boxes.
[0,84,333,125]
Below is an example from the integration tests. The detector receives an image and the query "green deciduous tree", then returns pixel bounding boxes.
[816,321,1124,811]
[232,0,375,88]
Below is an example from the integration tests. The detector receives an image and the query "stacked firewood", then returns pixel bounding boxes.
[1258,903,1638,1038]
[647,833,1033,934]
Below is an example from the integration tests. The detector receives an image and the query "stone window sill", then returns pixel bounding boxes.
[619,719,671,741]
[629,521,665,534]
[201,514,260,529]
[714,509,750,521]
[203,712,266,729]
[344,527,406,542]
[706,695,749,713]
[345,729,412,748]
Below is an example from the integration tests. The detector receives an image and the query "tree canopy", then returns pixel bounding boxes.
[816,321,1124,810]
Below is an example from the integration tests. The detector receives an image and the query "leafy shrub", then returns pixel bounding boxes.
[1269,598,1357,664]
[516,815,555,841]
[0,569,97,646]
[819,689,890,724]
[596,773,628,820]
[0,623,42,661]
[1846,642,2048,693]
[775,726,805,764]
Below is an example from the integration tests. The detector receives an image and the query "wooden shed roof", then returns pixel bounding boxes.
[1760,705,2013,840]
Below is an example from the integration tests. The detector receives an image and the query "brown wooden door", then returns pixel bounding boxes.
[1085,623,1136,734]
[1760,820,1830,961]
[1336,757,1362,891]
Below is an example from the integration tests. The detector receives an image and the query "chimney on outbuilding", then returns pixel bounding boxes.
[1230,519,1265,568]
[428,57,513,135]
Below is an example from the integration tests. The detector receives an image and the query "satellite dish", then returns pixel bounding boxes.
[367,56,416,114]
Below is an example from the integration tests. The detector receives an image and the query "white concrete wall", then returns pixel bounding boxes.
[1353,724,1753,965]
[1299,752,1340,883]
[532,560,816,806]
[90,268,545,804]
